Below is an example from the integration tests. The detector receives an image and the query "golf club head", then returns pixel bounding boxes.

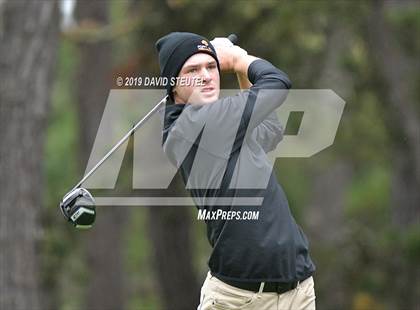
[60,188,96,229]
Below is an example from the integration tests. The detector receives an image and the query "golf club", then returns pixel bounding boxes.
[60,34,238,228]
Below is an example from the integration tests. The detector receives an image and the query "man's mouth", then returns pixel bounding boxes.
[201,87,215,93]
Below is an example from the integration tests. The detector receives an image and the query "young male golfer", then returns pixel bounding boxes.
[156,32,316,310]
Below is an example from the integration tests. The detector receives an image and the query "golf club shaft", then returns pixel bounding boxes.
[71,34,237,191]
[72,95,168,191]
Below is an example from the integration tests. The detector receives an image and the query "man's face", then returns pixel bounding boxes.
[173,53,220,105]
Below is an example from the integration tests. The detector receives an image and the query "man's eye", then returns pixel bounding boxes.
[188,68,197,73]
[208,64,216,70]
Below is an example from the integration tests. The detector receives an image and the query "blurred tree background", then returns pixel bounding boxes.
[1,0,419,309]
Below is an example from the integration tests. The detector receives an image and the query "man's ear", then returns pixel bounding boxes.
[171,88,177,102]
[172,86,178,97]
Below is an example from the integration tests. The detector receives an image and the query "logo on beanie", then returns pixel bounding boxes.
[197,40,212,53]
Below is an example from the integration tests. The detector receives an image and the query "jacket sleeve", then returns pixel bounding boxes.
[248,59,291,90]
[246,58,291,127]
[226,58,291,139]
[253,111,283,153]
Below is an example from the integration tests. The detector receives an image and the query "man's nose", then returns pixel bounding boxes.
[201,68,212,81]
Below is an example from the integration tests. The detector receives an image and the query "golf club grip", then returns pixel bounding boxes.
[228,34,251,89]
[227,34,238,44]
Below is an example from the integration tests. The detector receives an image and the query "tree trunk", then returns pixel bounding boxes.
[365,2,420,309]
[366,0,420,228]
[148,178,201,310]
[306,162,353,310]
[0,1,60,309]
[305,21,354,310]
[74,1,127,309]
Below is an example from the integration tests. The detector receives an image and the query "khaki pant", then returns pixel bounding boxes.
[198,272,316,310]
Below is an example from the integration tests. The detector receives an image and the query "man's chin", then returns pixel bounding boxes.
[188,94,219,105]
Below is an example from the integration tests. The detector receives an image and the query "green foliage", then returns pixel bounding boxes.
[275,159,311,223]
[124,209,162,310]
[43,38,87,309]
[45,39,80,208]
[345,165,391,224]
[386,3,420,57]
[400,224,420,263]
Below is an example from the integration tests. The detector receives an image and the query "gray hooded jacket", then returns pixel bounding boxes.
[162,59,315,282]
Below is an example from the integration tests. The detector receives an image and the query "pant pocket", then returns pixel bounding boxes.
[211,285,258,309]
[295,277,316,310]
[300,277,315,298]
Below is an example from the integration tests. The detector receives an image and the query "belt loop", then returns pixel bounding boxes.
[258,282,265,294]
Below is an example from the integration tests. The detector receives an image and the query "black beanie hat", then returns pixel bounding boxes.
[155,32,220,98]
